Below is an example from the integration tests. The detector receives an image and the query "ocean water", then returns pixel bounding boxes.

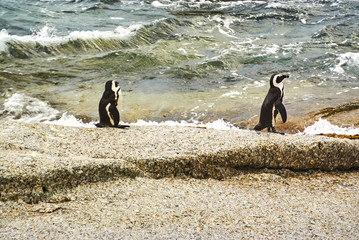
[0,0,358,132]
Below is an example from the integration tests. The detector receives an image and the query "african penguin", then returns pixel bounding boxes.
[254,73,289,133]
[95,80,129,128]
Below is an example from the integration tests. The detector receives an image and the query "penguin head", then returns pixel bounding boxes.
[105,80,120,91]
[104,80,121,100]
[270,73,289,88]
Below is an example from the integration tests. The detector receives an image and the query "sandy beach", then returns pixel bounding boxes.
[0,120,358,238]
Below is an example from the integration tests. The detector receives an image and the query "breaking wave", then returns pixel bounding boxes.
[0,18,183,59]
[0,93,60,123]
[331,52,359,75]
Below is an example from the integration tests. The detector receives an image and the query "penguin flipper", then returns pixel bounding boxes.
[275,102,287,123]
[109,104,120,126]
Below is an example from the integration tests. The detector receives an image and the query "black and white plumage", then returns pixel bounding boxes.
[254,73,289,132]
[95,80,129,128]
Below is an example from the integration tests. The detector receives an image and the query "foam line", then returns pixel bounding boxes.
[301,118,359,136]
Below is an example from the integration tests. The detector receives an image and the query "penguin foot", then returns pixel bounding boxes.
[254,123,265,131]
[266,127,285,135]
[115,124,130,129]
[95,123,106,128]
[267,127,276,132]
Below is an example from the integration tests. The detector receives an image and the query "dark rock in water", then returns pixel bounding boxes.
[313,102,359,118]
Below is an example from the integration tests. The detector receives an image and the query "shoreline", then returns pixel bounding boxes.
[1,120,358,203]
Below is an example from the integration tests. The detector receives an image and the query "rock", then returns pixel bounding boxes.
[0,120,358,202]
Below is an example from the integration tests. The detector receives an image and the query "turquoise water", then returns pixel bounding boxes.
[0,0,358,124]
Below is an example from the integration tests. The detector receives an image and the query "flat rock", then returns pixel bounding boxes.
[0,120,358,202]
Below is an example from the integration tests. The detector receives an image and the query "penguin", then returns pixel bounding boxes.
[254,73,289,133]
[95,80,129,128]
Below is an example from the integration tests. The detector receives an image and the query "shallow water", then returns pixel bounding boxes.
[0,0,358,126]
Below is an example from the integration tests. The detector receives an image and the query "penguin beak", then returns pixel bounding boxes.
[276,74,289,83]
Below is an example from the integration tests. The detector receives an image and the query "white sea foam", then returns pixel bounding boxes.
[130,119,242,131]
[0,24,142,53]
[217,1,266,10]
[1,93,59,123]
[252,80,266,88]
[266,1,318,10]
[300,118,359,136]
[177,48,187,54]
[263,44,279,55]
[0,93,97,127]
[214,16,239,39]
[151,0,266,11]
[151,1,171,8]
[44,113,96,128]
[265,2,285,9]
[282,42,303,54]
[218,25,238,39]
[331,52,359,74]
[221,91,241,98]
[0,29,11,52]
[110,17,125,20]
[47,118,242,131]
